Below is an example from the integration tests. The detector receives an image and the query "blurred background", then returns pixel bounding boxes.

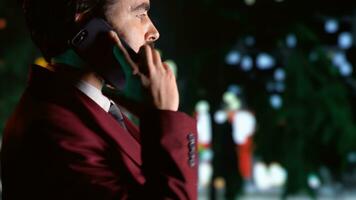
[1,0,356,199]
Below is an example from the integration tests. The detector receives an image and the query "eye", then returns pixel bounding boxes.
[136,12,147,19]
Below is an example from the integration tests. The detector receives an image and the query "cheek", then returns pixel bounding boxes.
[105,11,144,52]
[116,21,146,53]
[124,29,145,52]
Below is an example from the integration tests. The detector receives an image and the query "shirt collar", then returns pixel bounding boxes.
[76,80,111,112]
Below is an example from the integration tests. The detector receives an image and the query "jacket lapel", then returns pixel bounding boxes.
[122,115,141,143]
[76,91,142,167]
[28,65,143,167]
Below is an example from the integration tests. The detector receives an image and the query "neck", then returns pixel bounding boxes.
[81,72,105,90]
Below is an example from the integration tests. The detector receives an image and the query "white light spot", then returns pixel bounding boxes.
[253,162,271,191]
[339,62,353,77]
[195,100,210,112]
[199,162,213,187]
[241,56,253,71]
[332,51,347,66]
[214,110,227,124]
[308,174,321,189]
[338,32,353,50]
[274,68,286,81]
[325,19,339,34]
[257,53,275,70]
[269,163,287,187]
[201,149,214,162]
[286,34,297,48]
[270,95,283,109]
[226,51,241,65]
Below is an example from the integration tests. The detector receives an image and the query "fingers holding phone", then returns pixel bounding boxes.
[110,31,179,111]
[137,44,179,112]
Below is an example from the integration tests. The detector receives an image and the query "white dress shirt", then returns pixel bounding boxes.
[76,80,111,112]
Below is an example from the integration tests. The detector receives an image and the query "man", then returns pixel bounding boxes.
[1,0,198,199]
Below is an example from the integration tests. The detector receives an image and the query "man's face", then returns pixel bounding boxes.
[105,0,160,52]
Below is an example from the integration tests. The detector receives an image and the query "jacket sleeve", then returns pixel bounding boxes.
[139,109,198,200]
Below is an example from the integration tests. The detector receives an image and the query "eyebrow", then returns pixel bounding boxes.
[131,2,150,12]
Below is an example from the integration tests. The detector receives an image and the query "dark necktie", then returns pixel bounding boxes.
[109,102,128,131]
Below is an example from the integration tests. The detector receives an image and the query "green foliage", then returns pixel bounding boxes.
[250,24,356,195]
[0,1,38,132]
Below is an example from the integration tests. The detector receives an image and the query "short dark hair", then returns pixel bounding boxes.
[22,0,104,61]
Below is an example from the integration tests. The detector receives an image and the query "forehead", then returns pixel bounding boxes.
[110,0,150,14]
[117,0,150,8]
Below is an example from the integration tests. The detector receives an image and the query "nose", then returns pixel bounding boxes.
[145,19,160,43]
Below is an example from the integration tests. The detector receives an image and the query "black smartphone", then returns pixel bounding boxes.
[70,18,139,89]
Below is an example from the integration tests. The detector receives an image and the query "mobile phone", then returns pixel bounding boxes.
[70,18,139,90]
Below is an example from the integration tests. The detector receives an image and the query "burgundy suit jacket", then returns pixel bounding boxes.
[1,65,198,200]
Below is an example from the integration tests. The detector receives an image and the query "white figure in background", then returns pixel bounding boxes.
[217,90,288,192]
[224,91,257,191]
[222,91,256,145]
[231,110,256,146]
[195,101,213,190]
[196,101,212,147]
